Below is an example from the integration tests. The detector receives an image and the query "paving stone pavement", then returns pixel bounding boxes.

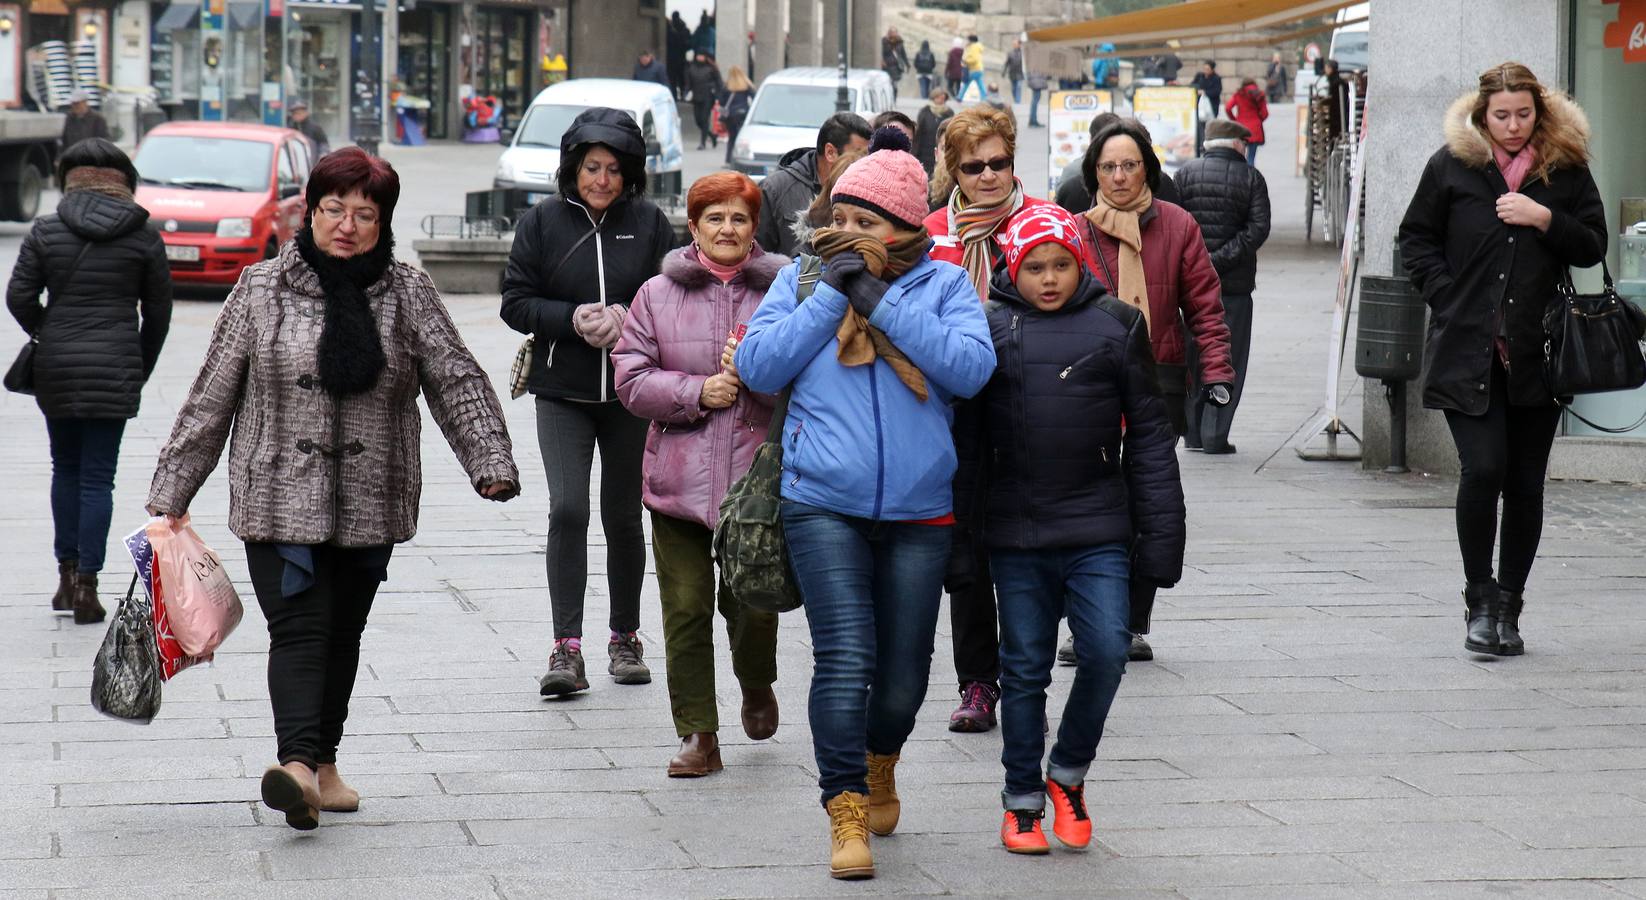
[3,114,1646,898]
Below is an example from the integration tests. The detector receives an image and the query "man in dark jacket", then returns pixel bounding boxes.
[1173,119,1270,454]
[754,112,871,258]
[289,100,330,158]
[1189,61,1221,117]
[632,50,670,90]
[60,91,109,151]
[685,53,724,150]
[1055,114,1180,214]
[666,13,692,99]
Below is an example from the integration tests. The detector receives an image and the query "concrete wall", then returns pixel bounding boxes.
[1359,0,1566,475]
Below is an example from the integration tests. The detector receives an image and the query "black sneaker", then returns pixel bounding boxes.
[1128,634,1154,662]
[608,632,652,684]
[1057,634,1077,666]
[539,641,589,696]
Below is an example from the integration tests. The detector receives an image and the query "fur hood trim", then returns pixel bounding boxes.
[659,244,787,291]
[1443,90,1590,171]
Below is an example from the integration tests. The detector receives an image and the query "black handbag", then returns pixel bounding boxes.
[6,240,96,395]
[90,574,163,724]
[1542,262,1646,421]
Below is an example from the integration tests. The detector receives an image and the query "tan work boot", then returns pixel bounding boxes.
[865,752,900,836]
[316,763,360,812]
[260,762,321,830]
[825,791,874,879]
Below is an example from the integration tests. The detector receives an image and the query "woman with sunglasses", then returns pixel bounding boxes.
[923,105,1054,737]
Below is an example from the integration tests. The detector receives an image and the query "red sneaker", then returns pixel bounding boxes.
[1000,809,1049,854]
[1045,779,1092,849]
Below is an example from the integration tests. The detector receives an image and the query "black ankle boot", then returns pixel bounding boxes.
[52,559,77,612]
[1497,590,1524,656]
[72,572,105,625]
[1463,581,1504,656]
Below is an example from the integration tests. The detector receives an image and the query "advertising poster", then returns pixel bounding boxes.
[1046,90,1113,196]
[1131,85,1199,173]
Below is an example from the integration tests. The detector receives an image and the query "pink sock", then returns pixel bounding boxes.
[556,637,581,654]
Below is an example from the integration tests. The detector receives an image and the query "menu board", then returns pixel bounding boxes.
[1131,85,1200,173]
[1046,90,1114,196]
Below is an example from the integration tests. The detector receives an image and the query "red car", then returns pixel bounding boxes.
[134,122,313,287]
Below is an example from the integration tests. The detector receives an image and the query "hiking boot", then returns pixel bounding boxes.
[824,791,874,879]
[1057,634,1077,665]
[316,763,360,812]
[865,752,900,835]
[260,762,321,831]
[948,681,999,733]
[1498,590,1525,656]
[1045,778,1092,849]
[1463,581,1504,656]
[71,572,104,625]
[1128,634,1153,662]
[1000,809,1050,854]
[538,641,589,696]
[607,632,652,684]
[51,559,76,612]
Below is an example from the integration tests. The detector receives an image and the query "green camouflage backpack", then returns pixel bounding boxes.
[714,255,822,614]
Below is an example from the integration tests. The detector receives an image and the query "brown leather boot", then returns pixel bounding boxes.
[865,752,901,836]
[51,559,76,612]
[260,762,321,830]
[316,763,360,812]
[71,572,104,625]
[825,791,874,879]
[740,684,779,740]
[667,733,723,778]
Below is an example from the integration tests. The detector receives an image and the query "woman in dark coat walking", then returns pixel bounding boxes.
[1398,62,1607,657]
[6,138,171,624]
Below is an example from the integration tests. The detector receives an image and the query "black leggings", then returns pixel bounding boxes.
[1441,364,1561,593]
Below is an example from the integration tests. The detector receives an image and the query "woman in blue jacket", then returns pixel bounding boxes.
[733,128,995,880]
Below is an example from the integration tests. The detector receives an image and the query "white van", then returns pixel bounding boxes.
[493,79,685,202]
[730,67,896,179]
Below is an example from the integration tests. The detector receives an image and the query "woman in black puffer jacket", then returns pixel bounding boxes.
[6,138,172,624]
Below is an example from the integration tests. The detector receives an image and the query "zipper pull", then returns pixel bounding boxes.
[1101,446,1109,463]
[1059,366,1072,380]
[1011,314,1020,331]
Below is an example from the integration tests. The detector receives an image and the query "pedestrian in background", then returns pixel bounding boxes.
[501,109,676,697]
[1397,62,1606,658]
[945,37,966,99]
[148,147,519,832]
[1004,39,1025,105]
[755,112,871,259]
[613,172,784,779]
[667,12,692,100]
[791,145,868,254]
[1191,61,1221,117]
[1091,43,1116,88]
[693,12,716,59]
[687,52,725,150]
[59,90,108,152]
[7,138,171,625]
[1324,59,1351,142]
[985,81,1013,118]
[1174,119,1271,455]
[925,105,1051,735]
[961,35,987,102]
[1265,51,1288,103]
[1026,67,1048,128]
[881,27,909,101]
[913,87,953,176]
[872,110,916,145]
[720,66,755,165]
[632,49,670,90]
[734,128,995,880]
[1224,78,1269,164]
[954,204,1184,855]
[913,40,937,101]
[289,100,330,159]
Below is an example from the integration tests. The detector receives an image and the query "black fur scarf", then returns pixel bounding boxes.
[295,226,393,396]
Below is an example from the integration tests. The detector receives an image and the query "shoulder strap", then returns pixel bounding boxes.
[1084,220,1118,293]
[544,225,599,286]
[763,254,824,442]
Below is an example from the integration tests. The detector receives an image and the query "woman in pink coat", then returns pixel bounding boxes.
[613,171,786,778]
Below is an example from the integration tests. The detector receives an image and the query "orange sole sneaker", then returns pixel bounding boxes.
[1046,779,1092,849]
[1001,810,1050,854]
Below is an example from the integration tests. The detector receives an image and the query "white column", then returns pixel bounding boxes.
[754,0,782,79]
[820,0,841,69]
[716,0,747,77]
[848,0,877,72]
[788,0,817,67]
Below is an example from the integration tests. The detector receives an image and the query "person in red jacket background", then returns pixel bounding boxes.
[1224,78,1269,164]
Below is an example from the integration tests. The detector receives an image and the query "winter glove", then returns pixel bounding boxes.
[573,302,622,349]
[844,271,890,319]
[821,251,868,293]
[1200,382,1233,408]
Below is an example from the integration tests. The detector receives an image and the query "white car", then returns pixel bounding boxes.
[730,67,896,180]
[493,79,685,202]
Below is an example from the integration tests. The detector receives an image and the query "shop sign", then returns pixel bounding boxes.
[1603,0,1646,63]
[1046,90,1114,196]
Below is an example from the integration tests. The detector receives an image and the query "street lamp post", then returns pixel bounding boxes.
[354,0,383,156]
[835,0,848,112]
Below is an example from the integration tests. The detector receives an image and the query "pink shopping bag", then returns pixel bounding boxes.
[124,525,212,681]
[145,515,243,657]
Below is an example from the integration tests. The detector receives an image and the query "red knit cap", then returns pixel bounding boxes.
[1000,205,1086,282]
[831,127,930,231]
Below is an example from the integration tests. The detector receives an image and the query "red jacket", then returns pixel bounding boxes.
[1225,85,1269,145]
[924,193,1054,291]
[1080,199,1234,386]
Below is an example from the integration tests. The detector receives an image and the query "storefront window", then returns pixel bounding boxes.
[397,5,449,139]
[473,7,531,128]
[1568,0,1646,437]
[287,6,352,143]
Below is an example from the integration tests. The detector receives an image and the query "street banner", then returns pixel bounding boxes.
[1046,90,1113,196]
[1131,85,1199,173]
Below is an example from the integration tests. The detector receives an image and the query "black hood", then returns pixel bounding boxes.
[989,266,1108,313]
[776,147,820,190]
[57,191,149,242]
[561,107,646,160]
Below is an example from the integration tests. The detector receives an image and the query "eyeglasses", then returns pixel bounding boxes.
[1097,160,1144,177]
[316,203,379,227]
[957,156,1013,176]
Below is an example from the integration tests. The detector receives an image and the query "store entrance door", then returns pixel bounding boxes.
[287,8,352,145]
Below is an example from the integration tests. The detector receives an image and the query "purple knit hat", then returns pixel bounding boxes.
[831,127,930,231]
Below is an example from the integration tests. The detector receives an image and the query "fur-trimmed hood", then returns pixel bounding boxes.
[1442,90,1590,172]
[659,243,788,292]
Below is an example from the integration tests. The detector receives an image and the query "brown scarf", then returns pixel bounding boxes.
[63,166,134,202]
[1084,185,1153,329]
[810,225,932,402]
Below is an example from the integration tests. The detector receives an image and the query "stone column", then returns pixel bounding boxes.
[820,0,841,70]
[849,0,878,72]
[788,0,817,67]
[754,0,783,78]
[717,0,747,77]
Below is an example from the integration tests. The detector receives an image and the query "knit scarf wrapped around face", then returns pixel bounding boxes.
[1084,184,1154,329]
[63,166,135,202]
[947,180,1025,301]
[809,225,933,402]
[294,226,393,396]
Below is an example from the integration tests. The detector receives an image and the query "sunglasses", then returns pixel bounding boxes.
[957,156,1013,176]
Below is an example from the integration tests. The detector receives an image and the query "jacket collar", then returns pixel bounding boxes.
[988,268,1106,314]
[1203,146,1245,163]
[661,244,787,291]
[1442,90,1590,173]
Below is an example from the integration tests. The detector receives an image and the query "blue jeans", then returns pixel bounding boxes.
[992,543,1132,809]
[1011,79,1022,103]
[962,71,986,102]
[780,501,950,805]
[46,418,127,574]
[1029,87,1043,125]
[918,74,932,100]
[1246,143,1259,165]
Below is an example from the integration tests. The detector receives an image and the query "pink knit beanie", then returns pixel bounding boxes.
[830,127,930,231]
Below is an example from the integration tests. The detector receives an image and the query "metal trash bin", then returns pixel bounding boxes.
[1355,274,1425,381]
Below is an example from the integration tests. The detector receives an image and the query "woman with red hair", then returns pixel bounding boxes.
[148,147,520,831]
[612,171,785,777]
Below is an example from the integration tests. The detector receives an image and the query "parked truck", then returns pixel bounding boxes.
[0,109,64,222]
